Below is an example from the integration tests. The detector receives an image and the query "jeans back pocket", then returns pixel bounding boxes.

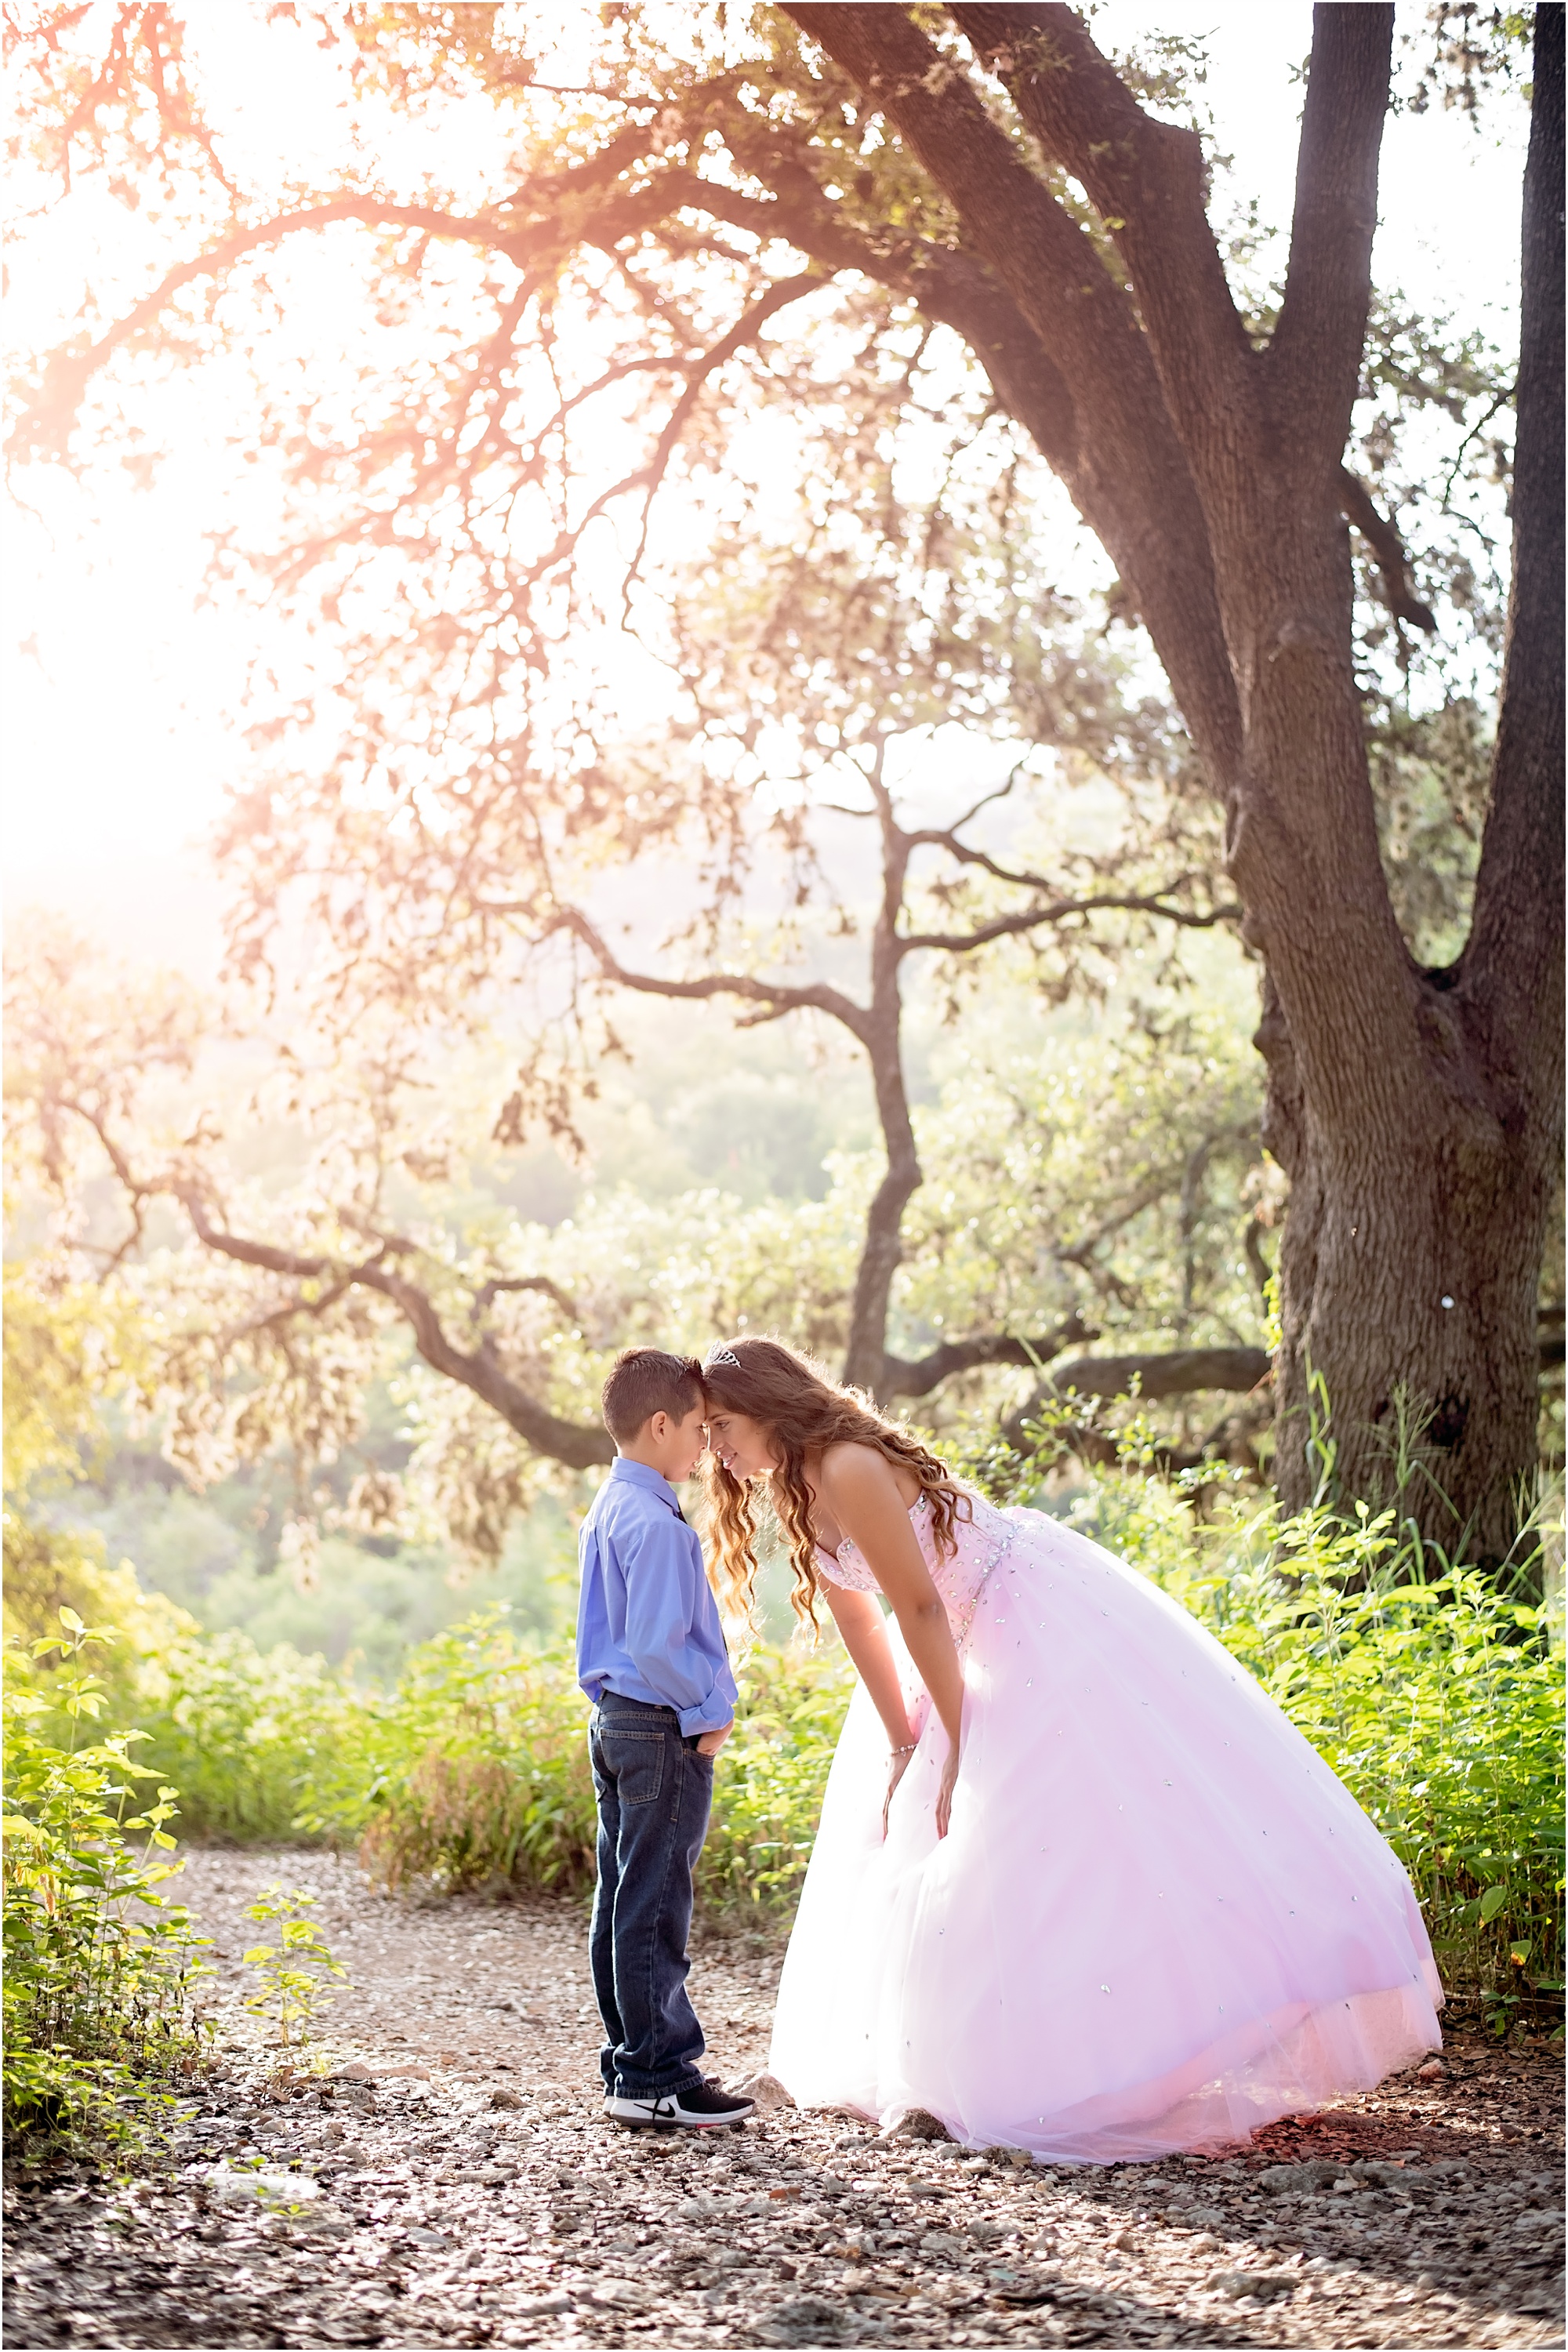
[599,1728,666,1807]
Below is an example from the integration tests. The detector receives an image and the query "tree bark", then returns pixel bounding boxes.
[1265,6,1563,1560]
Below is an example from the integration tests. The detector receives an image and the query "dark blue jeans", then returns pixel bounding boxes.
[588,1694,714,2097]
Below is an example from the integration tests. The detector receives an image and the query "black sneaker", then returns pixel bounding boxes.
[604,2077,755,2131]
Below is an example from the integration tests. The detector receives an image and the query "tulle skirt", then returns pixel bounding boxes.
[768,1508,1443,2162]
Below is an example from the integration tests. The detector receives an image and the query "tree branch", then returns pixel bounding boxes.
[50,1093,152,1271]
[1269,5,1395,461]
[12,198,546,459]
[787,4,1139,408]
[1338,468,1438,632]
[953,3,1250,462]
[171,1187,612,1469]
[627,160,1087,485]
[1001,1314,1564,1464]
[1460,0,1565,1091]
[1050,1343,1272,1402]
[906,827,1240,920]
[358,1266,612,1470]
[880,1312,1095,1400]
[471,1275,584,1324]
[1018,1342,1272,1417]
[899,889,1240,958]
[13,41,1242,788]
[549,906,873,1045]
[782,1,1243,792]
[613,270,828,608]
[173,1186,330,1279]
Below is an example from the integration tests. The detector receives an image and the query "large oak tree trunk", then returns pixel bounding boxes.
[1259,7,1563,1556]
[921,2,1563,1551]
[1263,1013,1558,1556]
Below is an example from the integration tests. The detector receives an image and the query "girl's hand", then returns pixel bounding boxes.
[935,1740,961,1840]
[882,1745,915,1838]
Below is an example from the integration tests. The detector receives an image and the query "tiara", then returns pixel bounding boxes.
[706,1347,742,1369]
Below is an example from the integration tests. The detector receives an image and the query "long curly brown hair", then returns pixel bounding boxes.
[699,1336,971,1630]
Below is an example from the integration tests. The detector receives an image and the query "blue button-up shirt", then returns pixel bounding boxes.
[575,1458,737,1737]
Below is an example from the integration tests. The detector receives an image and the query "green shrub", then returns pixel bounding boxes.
[305,1617,599,1894]
[699,1639,853,1914]
[288,1617,854,1911]
[3,1613,209,2156]
[93,1486,1563,2017]
[1205,1512,1562,2018]
[239,1882,349,2047]
[3,1508,197,1721]
[132,1605,851,1916]
[129,1628,353,1841]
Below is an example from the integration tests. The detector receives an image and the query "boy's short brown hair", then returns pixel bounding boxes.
[601,1348,706,1446]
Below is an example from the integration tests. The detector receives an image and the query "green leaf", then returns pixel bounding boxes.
[1479,1883,1509,1924]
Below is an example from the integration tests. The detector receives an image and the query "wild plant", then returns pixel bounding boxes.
[2,1610,209,2154]
[239,1883,348,2047]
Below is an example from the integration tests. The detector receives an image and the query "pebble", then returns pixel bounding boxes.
[2,1847,1563,2350]
[194,2164,325,2209]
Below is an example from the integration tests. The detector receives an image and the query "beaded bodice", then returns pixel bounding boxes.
[815,1489,1021,1647]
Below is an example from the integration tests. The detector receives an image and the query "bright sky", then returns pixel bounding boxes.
[1,3,1530,975]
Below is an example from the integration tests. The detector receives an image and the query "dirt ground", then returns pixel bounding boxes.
[3,1845,1563,2352]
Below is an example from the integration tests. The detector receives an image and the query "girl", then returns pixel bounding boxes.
[701,1336,1442,2162]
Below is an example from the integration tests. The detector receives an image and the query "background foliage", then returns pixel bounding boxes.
[5,1,1557,1542]
[98,1483,1566,2023]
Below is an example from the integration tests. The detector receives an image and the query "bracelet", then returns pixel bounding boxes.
[889,1742,917,1757]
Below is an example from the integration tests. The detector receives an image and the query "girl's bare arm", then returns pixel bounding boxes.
[822,1583,915,1749]
[818,1444,965,1766]
[818,1430,964,1835]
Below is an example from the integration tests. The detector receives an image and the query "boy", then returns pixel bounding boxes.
[577,1347,753,2131]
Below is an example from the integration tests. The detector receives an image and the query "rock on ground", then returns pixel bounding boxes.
[3,1846,1563,2350]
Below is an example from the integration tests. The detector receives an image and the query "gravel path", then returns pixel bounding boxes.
[4,1846,1563,2351]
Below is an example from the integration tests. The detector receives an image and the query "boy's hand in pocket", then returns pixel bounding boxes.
[695,1722,733,1758]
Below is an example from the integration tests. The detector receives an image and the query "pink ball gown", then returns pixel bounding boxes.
[768,1490,1443,2162]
